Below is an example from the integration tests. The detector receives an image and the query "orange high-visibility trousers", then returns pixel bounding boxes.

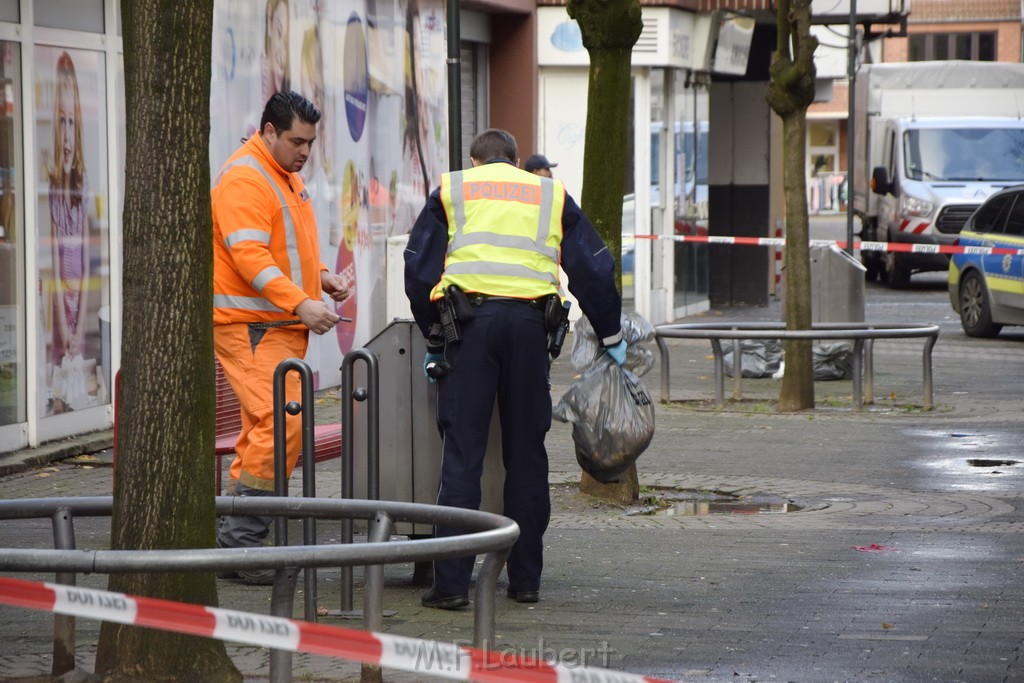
[214,323,308,491]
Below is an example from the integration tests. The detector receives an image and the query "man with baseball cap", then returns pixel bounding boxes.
[524,153,557,178]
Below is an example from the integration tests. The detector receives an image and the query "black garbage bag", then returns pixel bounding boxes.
[554,312,656,483]
[813,342,854,380]
[723,340,783,378]
[553,356,655,483]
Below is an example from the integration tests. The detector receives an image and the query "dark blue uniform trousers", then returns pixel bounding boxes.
[432,299,552,596]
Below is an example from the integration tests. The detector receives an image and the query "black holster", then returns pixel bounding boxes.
[544,296,571,358]
[437,285,475,344]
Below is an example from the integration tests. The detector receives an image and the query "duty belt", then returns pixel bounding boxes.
[469,294,546,309]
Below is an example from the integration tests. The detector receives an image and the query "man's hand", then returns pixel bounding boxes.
[295,299,341,335]
[321,271,350,302]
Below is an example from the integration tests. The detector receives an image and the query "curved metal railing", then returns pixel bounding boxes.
[0,495,519,682]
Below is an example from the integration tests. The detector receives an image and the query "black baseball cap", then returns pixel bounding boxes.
[524,154,558,172]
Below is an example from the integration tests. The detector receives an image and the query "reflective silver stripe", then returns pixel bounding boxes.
[444,261,559,285]
[447,171,466,256]
[537,177,554,244]
[251,265,285,292]
[218,154,304,290]
[449,232,559,261]
[224,228,271,247]
[213,293,286,312]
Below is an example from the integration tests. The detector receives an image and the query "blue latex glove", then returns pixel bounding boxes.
[423,351,444,379]
[605,340,627,366]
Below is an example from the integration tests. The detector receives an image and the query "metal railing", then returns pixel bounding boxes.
[0,496,518,681]
[0,354,519,682]
[655,322,939,410]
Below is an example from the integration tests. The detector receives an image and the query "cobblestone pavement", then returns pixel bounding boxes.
[2,276,1023,681]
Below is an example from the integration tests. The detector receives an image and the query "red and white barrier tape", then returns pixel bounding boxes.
[772,223,783,290]
[0,576,678,683]
[633,233,1024,256]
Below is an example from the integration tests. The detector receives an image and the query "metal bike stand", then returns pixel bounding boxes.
[269,358,317,682]
[330,347,383,618]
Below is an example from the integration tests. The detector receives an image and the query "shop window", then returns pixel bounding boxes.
[0,1,17,23]
[0,41,23,427]
[34,0,104,33]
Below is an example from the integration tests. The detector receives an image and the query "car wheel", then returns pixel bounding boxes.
[959,271,1002,338]
[884,252,910,289]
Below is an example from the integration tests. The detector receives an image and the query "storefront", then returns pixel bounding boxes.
[0,0,123,453]
[535,6,712,325]
[0,0,507,454]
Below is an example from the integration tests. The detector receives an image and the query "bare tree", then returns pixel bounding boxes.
[565,0,644,503]
[766,0,818,411]
[94,1,240,679]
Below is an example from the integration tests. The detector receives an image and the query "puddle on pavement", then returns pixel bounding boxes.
[966,458,1019,468]
[624,490,801,517]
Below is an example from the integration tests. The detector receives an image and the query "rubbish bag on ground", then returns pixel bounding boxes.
[813,342,854,380]
[554,313,656,483]
[723,340,782,378]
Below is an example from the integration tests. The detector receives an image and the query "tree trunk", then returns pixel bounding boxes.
[565,0,643,502]
[766,0,817,412]
[95,1,239,680]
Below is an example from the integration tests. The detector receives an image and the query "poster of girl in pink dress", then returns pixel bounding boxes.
[37,48,108,416]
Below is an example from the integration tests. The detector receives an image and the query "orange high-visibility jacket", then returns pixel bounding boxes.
[212,133,325,325]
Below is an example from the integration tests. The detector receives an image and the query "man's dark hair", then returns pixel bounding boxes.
[260,90,321,132]
[470,129,517,163]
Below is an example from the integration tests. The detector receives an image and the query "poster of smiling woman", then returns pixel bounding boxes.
[35,46,109,417]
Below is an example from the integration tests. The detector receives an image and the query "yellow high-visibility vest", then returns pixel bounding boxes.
[432,162,564,301]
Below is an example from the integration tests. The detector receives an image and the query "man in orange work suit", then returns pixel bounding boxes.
[212,91,349,584]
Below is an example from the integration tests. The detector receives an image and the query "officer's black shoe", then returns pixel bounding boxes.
[421,587,470,610]
[506,588,539,604]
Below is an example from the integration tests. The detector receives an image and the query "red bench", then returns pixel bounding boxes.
[214,358,342,493]
[113,363,342,494]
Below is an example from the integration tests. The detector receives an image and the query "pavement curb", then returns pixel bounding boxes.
[0,430,113,478]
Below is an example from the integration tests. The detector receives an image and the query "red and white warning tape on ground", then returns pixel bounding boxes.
[0,576,678,683]
[633,234,1024,256]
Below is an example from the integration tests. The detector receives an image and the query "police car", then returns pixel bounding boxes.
[948,185,1024,337]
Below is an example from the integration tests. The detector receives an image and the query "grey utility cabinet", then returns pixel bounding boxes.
[810,243,866,323]
[351,320,504,535]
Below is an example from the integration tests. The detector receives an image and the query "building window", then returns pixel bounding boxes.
[909,33,997,62]
[0,41,23,427]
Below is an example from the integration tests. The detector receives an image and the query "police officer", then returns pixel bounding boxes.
[404,128,626,609]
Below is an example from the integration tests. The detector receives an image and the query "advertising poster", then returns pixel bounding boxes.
[211,0,448,389]
[34,46,110,417]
